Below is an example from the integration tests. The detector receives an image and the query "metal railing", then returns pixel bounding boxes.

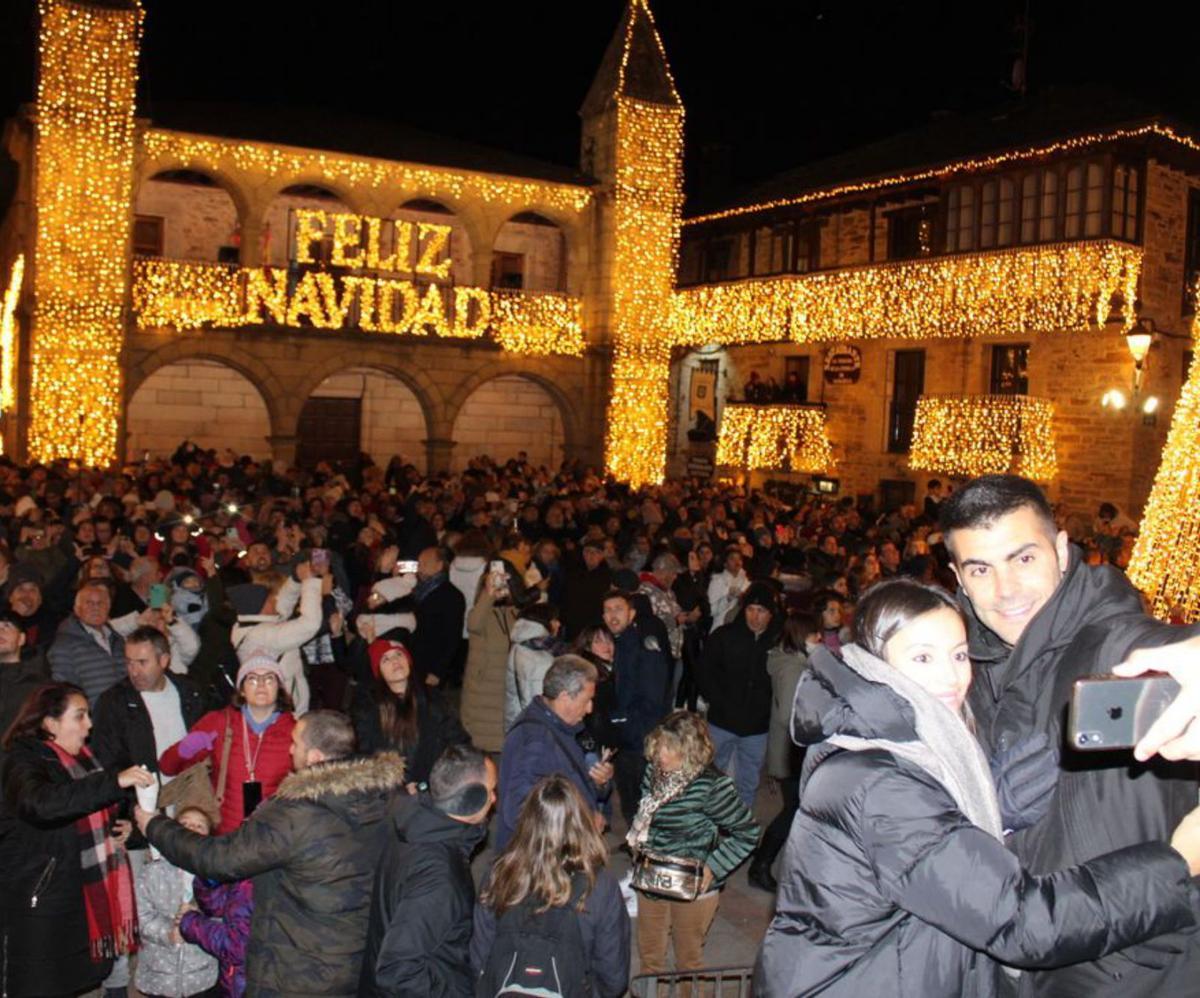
[630,965,755,997]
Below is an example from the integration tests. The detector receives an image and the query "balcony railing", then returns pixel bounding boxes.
[715,402,835,473]
[908,393,1057,480]
[130,256,585,357]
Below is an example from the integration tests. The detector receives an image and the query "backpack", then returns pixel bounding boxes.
[478,877,592,998]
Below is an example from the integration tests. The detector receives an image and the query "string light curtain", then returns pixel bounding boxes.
[1,254,25,419]
[1128,352,1200,621]
[30,0,142,465]
[908,394,1057,479]
[716,403,835,473]
[674,241,1140,347]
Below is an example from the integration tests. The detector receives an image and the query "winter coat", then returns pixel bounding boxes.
[359,793,485,997]
[561,562,612,639]
[186,573,239,707]
[397,577,466,683]
[634,766,759,889]
[178,877,253,998]
[610,626,671,750]
[230,576,322,715]
[503,617,556,732]
[0,738,127,997]
[134,855,219,998]
[447,555,486,638]
[962,545,1200,997]
[753,647,1199,998]
[91,673,210,848]
[158,706,297,835]
[469,868,631,998]
[460,592,516,753]
[696,608,777,737]
[0,651,50,767]
[765,645,809,778]
[146,752,405,998]
[350,683,469,785]
[47,614,125,707]
[496,698,607,851]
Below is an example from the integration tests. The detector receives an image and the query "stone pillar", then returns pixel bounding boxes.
[240,215,266,267]
[424,437,456,475]
[267,434,298,468]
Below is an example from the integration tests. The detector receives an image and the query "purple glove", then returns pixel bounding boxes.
[177,729,218,760]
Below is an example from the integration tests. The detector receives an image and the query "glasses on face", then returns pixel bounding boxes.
[243,673,279,687]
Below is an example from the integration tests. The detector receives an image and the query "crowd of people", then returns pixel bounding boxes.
[0,440,1198,998]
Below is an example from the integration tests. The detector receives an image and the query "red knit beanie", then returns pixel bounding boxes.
[368,638,412,680]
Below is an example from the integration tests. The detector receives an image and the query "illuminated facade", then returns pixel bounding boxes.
[1,0,1198,509]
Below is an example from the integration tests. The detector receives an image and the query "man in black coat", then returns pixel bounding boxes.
[389,546,465,688]
[359,745,497,996]
[943,474,1200,997]
[136,712,405,998]
[91,625,208,848]
[696,582,780,810]
[561,539,613,639]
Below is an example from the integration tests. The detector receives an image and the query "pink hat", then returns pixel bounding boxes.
[236,651,286,688]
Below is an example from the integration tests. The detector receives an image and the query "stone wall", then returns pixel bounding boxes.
[309,368,428,469]
[133,178,239,262]
[450,374,565,470]
[125,359,271,460]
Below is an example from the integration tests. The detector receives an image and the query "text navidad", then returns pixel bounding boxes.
[247,209,491,336]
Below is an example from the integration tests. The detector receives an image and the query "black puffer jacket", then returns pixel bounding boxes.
[146,752,405,998]
[963,547,1200,997]
[754,647,1199,998]
[359,793,485,997]
[696,601,778,736]
[0,738,127,998]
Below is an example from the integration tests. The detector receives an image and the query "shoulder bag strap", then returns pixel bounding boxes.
[214,712,235,805]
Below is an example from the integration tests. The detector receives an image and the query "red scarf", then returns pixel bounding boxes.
[47,741,139,961]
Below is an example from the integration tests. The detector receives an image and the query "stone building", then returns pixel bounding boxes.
[672,92,1200,518]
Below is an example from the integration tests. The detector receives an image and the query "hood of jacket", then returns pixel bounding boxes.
[510,617,550,645]
[791,644,919,747]
[275,751,406,821]
[391,791,487,853]
[450,555,487,575]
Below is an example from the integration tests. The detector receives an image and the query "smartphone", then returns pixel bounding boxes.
[1069,673,1182,751]
[148,583,169,609]
[396,560,419,575]
[310,548,330,572]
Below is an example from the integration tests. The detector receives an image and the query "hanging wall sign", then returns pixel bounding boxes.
[823,343,862,385]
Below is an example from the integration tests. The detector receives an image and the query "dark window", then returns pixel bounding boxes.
[296,396,362,470]
[1112,164,1140,241]
[990,344,1030,394]
[491,252,524,289]
[704,238,734,282]
[1020,173,1039,244]
[888,204,935,260]
[795,222,820,272]
[944,186,975,252]
[133,215,164,256]
[1184,190,1200,315]
[753,225,793,276]
[678,239,703,286]
[888,349,925,453]
[784,356,810,402]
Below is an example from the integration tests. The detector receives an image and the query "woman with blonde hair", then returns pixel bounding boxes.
[629,710,759,983]
[471,774,630,997]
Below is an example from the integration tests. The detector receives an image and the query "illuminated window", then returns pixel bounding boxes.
[990,343,1029,394]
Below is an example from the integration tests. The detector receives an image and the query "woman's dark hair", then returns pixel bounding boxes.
[232,683,296,714]
[937,474,1055,540]
[2,681,87,749]
[780,612,818,653]
[374,674,419,752]
[517,601,559,627]
[851,578,960,660]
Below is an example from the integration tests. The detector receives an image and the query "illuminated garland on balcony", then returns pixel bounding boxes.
[716,403,835,473]
[1,254,24,417]
[685,123,1200,226]
[141,129,593,216]
[908,394,1057,479]
[30,0,141,465]
[131,258,585,356]
[1128,352,1200,621]
[673,241,1140,347]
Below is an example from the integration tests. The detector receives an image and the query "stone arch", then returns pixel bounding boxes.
[134,167,249,262]
[125,338,288,438]
[256,176,370,217]
[492,210,579,293]
[135,161,254,230]
[445,364,581,470]
[124,356,273,462]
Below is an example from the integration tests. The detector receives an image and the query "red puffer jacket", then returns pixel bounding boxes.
[159,706,296,834]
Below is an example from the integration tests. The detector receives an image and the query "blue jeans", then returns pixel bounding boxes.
[708,724,767,810]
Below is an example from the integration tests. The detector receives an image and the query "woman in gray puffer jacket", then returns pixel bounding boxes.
[135,807,219,998]
[503,603,564,732]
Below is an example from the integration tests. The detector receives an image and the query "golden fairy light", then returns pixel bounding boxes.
[1129,350,1200,621]
[908,394,1057,480]
[716,403,835,473]
[1,254,24,416]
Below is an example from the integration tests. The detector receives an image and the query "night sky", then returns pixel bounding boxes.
[1,1,1198,205]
